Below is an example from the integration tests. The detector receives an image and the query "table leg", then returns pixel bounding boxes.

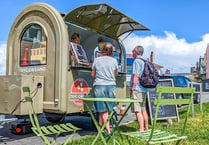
[84,103,116,145]
[114,103,133,139]
[82,100,134,145]
[106,102,132,145]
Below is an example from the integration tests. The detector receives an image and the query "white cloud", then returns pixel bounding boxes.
[0,31,208,74]
[122,31,208,73]
[0,42,6,75]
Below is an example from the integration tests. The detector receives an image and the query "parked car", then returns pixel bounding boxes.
[160,75,191,87]
[160,75,199,104]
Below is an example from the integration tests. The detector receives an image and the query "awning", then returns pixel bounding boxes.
[64,3,149,39]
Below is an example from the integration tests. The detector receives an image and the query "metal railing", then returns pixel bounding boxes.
[188,82,202,117]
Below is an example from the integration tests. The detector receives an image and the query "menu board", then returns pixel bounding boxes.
[147,79,179,124]
[70,42,89,66]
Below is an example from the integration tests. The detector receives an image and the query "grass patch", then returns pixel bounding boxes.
[71,102,209,145]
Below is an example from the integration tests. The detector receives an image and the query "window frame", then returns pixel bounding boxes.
[19,24,47,67]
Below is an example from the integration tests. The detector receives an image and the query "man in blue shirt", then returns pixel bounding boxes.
[130,45,148,132]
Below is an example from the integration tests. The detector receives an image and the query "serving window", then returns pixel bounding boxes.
[66,22,126,72]
[20,24,47,67]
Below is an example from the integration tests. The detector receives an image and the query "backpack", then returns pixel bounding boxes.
[138,58,159,88]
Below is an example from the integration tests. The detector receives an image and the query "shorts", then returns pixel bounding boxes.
[131,91,147,113]
[93,85,116,112]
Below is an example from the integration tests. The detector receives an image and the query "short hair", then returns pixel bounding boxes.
[101,43,113,56]
[71,33,80,41]
[98,37,104,43]
[134,45,144,55]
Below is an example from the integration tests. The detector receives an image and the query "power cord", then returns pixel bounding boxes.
[11,83,42,115]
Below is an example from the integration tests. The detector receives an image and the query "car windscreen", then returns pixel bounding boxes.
[173,76,187,87]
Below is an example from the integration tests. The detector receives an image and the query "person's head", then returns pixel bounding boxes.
[132,45,144,58]
[101,43,113,56]
[97,37,106,50]
[71,33,81,44]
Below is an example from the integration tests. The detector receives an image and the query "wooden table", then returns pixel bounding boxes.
[80,98,141,145]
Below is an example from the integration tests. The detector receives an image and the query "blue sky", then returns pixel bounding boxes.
[0,0,209,74]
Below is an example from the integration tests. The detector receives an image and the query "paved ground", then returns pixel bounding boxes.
[0,108,136,145]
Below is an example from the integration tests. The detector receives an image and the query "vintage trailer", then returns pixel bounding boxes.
[0,3,149,122]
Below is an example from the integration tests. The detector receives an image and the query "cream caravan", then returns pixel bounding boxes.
[0,3,149,123]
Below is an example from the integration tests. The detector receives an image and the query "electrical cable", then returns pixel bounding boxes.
[11,86,39,115]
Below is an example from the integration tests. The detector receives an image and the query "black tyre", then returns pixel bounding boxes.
[45,113,65,123]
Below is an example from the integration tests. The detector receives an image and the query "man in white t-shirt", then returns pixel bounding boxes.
[130,45,148,132]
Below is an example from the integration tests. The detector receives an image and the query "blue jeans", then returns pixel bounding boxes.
[93,85,116,112]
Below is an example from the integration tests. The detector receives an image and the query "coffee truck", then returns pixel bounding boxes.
[0,3,149,123]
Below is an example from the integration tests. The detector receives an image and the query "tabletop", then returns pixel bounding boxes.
[80,97,141,103]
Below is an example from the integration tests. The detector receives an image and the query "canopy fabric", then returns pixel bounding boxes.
[64,3,149,39]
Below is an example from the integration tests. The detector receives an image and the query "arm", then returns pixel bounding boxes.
[91,58,96,78]
[91,69,96,78]
[132,74,139,91]
[115,69,118,77]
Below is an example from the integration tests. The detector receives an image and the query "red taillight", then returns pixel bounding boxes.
[16,128,21,133]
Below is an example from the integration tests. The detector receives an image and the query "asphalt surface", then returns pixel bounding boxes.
[0,108,136,145]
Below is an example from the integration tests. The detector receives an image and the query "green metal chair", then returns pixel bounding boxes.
[122,86,195,145]
[23,87,81,145]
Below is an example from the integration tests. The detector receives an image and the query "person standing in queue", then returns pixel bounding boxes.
[91,43,118,134]
[130,45,148,132]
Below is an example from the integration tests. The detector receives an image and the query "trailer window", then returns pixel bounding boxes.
[20,24,47,66]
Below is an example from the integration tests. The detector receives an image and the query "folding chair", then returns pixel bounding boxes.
[122,86,195,145]
[23,87,81,145]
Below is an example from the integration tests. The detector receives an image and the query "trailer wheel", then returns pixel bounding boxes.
[45,113,65,123]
